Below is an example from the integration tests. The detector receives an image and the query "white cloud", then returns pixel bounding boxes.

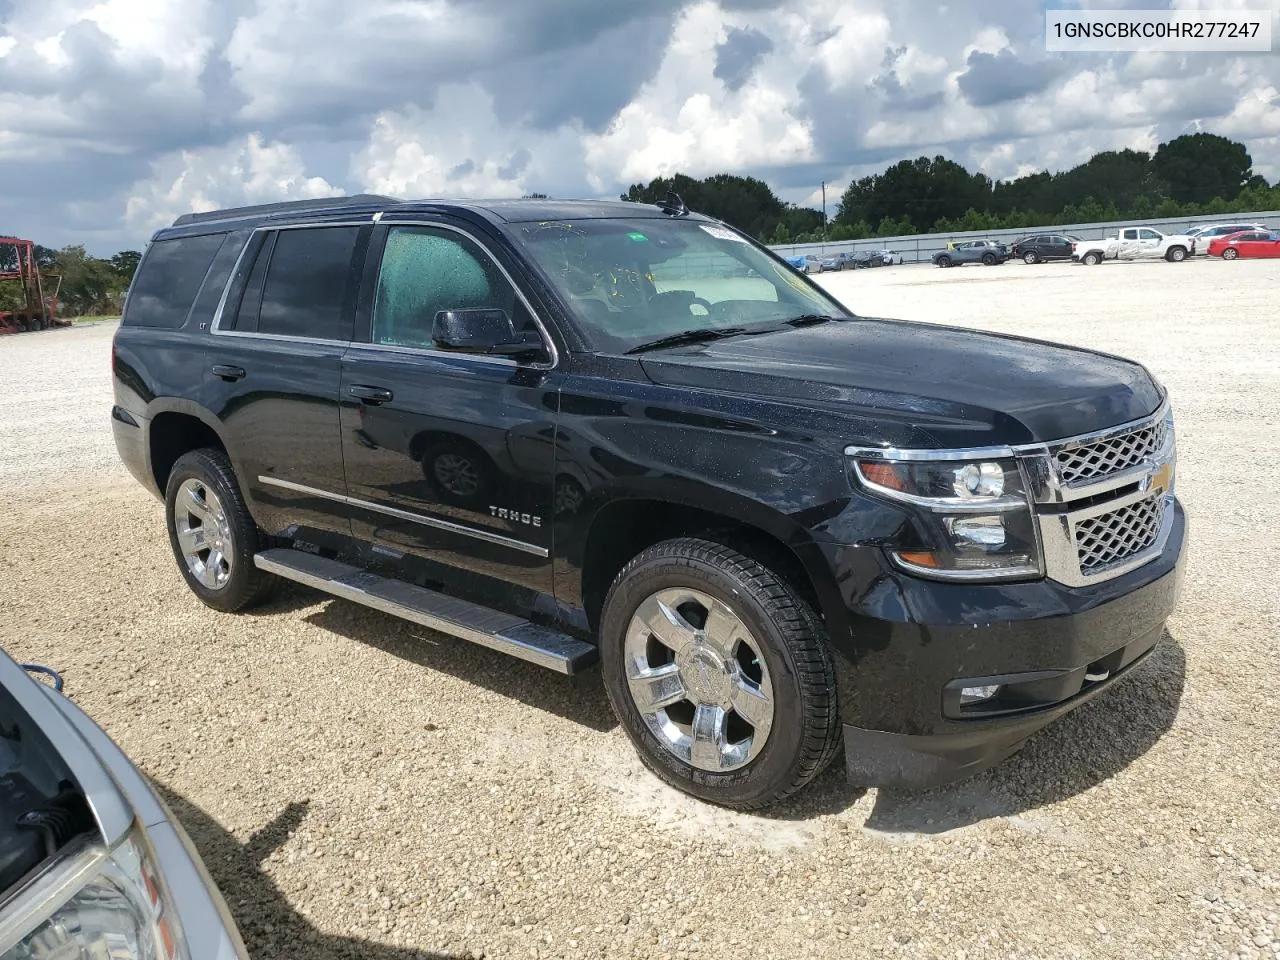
[124,134,342,232]
[582,2,817,187]
[2,0,1279,252]
[353,83,587,199]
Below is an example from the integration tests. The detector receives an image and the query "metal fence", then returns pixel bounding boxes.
[766,210,1280,264]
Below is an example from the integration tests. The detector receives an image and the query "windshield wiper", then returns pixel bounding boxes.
[625,327,750,355]
[783,313,842,327]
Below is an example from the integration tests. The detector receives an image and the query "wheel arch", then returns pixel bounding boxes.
[144,398,231,497]
[575,491,846,643]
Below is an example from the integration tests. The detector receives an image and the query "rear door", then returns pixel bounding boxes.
[204,223,371,538]
[1117,228,1141,258]
[339,220,560,604]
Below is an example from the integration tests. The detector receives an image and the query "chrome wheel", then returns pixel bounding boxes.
[623,588,774,772]
[174,478,233,590]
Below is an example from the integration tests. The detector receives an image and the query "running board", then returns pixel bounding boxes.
[254,548,597,674]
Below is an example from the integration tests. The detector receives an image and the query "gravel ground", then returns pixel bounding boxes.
[1,256,1278,959]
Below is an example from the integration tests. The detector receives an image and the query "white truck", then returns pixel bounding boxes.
[1072,227,1195,265]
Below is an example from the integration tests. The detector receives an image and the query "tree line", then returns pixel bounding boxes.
[0,244,140,317]
[622,133,1280,243]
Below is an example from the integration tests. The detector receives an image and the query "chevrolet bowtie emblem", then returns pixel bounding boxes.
[1143,461,1173,495]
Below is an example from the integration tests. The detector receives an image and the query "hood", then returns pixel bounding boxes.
[637,318,1163,447]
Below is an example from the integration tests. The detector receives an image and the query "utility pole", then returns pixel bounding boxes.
[821,181,827,242]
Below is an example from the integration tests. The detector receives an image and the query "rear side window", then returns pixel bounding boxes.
[123,233,227,328]
[232,226,361,339]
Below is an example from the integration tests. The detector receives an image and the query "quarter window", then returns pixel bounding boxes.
[370,226,529,350]
[123,233,227,328]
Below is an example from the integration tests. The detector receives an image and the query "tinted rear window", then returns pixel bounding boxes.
[123,233,227,328]
[248,227,360,340]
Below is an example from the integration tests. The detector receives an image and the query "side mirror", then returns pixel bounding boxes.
[432,309,544,357]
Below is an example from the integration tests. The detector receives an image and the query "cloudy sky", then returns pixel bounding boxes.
[1,0,1278,253]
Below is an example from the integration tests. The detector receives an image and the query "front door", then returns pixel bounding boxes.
[339,221,559,611]
[204,224,369,538]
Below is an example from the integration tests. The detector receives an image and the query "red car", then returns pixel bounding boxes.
[1207,229,1280,259]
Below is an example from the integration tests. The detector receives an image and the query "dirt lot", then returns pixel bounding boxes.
[1,257,1278,959]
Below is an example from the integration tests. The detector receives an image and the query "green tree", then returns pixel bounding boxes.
[1152,133,1252,205]
[53,246,120,316]
[622,172,820,240]
[110,250,142,284]
[836,156,991,232]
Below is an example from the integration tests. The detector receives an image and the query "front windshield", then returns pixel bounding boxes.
[509,216,852,353]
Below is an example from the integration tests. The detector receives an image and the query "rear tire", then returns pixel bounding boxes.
[600,538,840,810]
[1222,247,1239,260]
[165,448,279,612]
[982,253,997,266]
[1082,252,1101,266]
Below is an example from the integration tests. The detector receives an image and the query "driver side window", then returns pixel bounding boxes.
[371,226,529,350]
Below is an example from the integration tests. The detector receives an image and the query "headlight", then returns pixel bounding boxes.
[3,828,187,960]
[850,450,1043,581]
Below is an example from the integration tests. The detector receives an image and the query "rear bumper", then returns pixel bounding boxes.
[822,500,1186,789]
[111,405,160,498]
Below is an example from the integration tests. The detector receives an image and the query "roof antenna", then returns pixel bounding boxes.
[658,191,689,217]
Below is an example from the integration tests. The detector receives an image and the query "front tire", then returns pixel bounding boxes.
[1222,247,1239,260]
[1023,251,1039,264]
[165,448,278,612]
[600,538,840,810]
[936,255,952,268]
[1166,246,1187,262]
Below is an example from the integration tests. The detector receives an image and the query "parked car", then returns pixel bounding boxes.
[818,252,856,272]
[932,239,1009,267]
[783,254,807,272]
[1011,234,1080,264]
[877,250,901,265]
[1207,229,1280,259]
[1072,227,1195,264]
[0,650,248,957]
[112,195,1184,810]
[1185,222,1269,255]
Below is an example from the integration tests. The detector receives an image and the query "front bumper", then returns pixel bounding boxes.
[820,499,1186,789]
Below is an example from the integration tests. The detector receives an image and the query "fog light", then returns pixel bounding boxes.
[960,684,1000,705]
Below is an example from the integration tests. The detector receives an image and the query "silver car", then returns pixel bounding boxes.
[1185,222,1268,255]
[0,650,247,960]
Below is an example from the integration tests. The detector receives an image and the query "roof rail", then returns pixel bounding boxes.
[171,194,397,227]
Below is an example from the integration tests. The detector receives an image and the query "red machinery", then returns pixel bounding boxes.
[0,237,65,334]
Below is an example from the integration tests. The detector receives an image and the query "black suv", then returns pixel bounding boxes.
[1011,234,1080,264]
[111,195,1185,810]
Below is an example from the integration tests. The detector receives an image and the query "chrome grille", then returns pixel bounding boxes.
[1074,495,1166,574]
[1055,418,1167,485]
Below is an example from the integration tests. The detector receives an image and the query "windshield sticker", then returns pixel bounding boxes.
[699,224,747,243]
[627,231,649,242]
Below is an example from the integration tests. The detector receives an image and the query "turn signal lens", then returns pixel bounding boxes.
[858,461,907,492]
[895,551,940,568]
